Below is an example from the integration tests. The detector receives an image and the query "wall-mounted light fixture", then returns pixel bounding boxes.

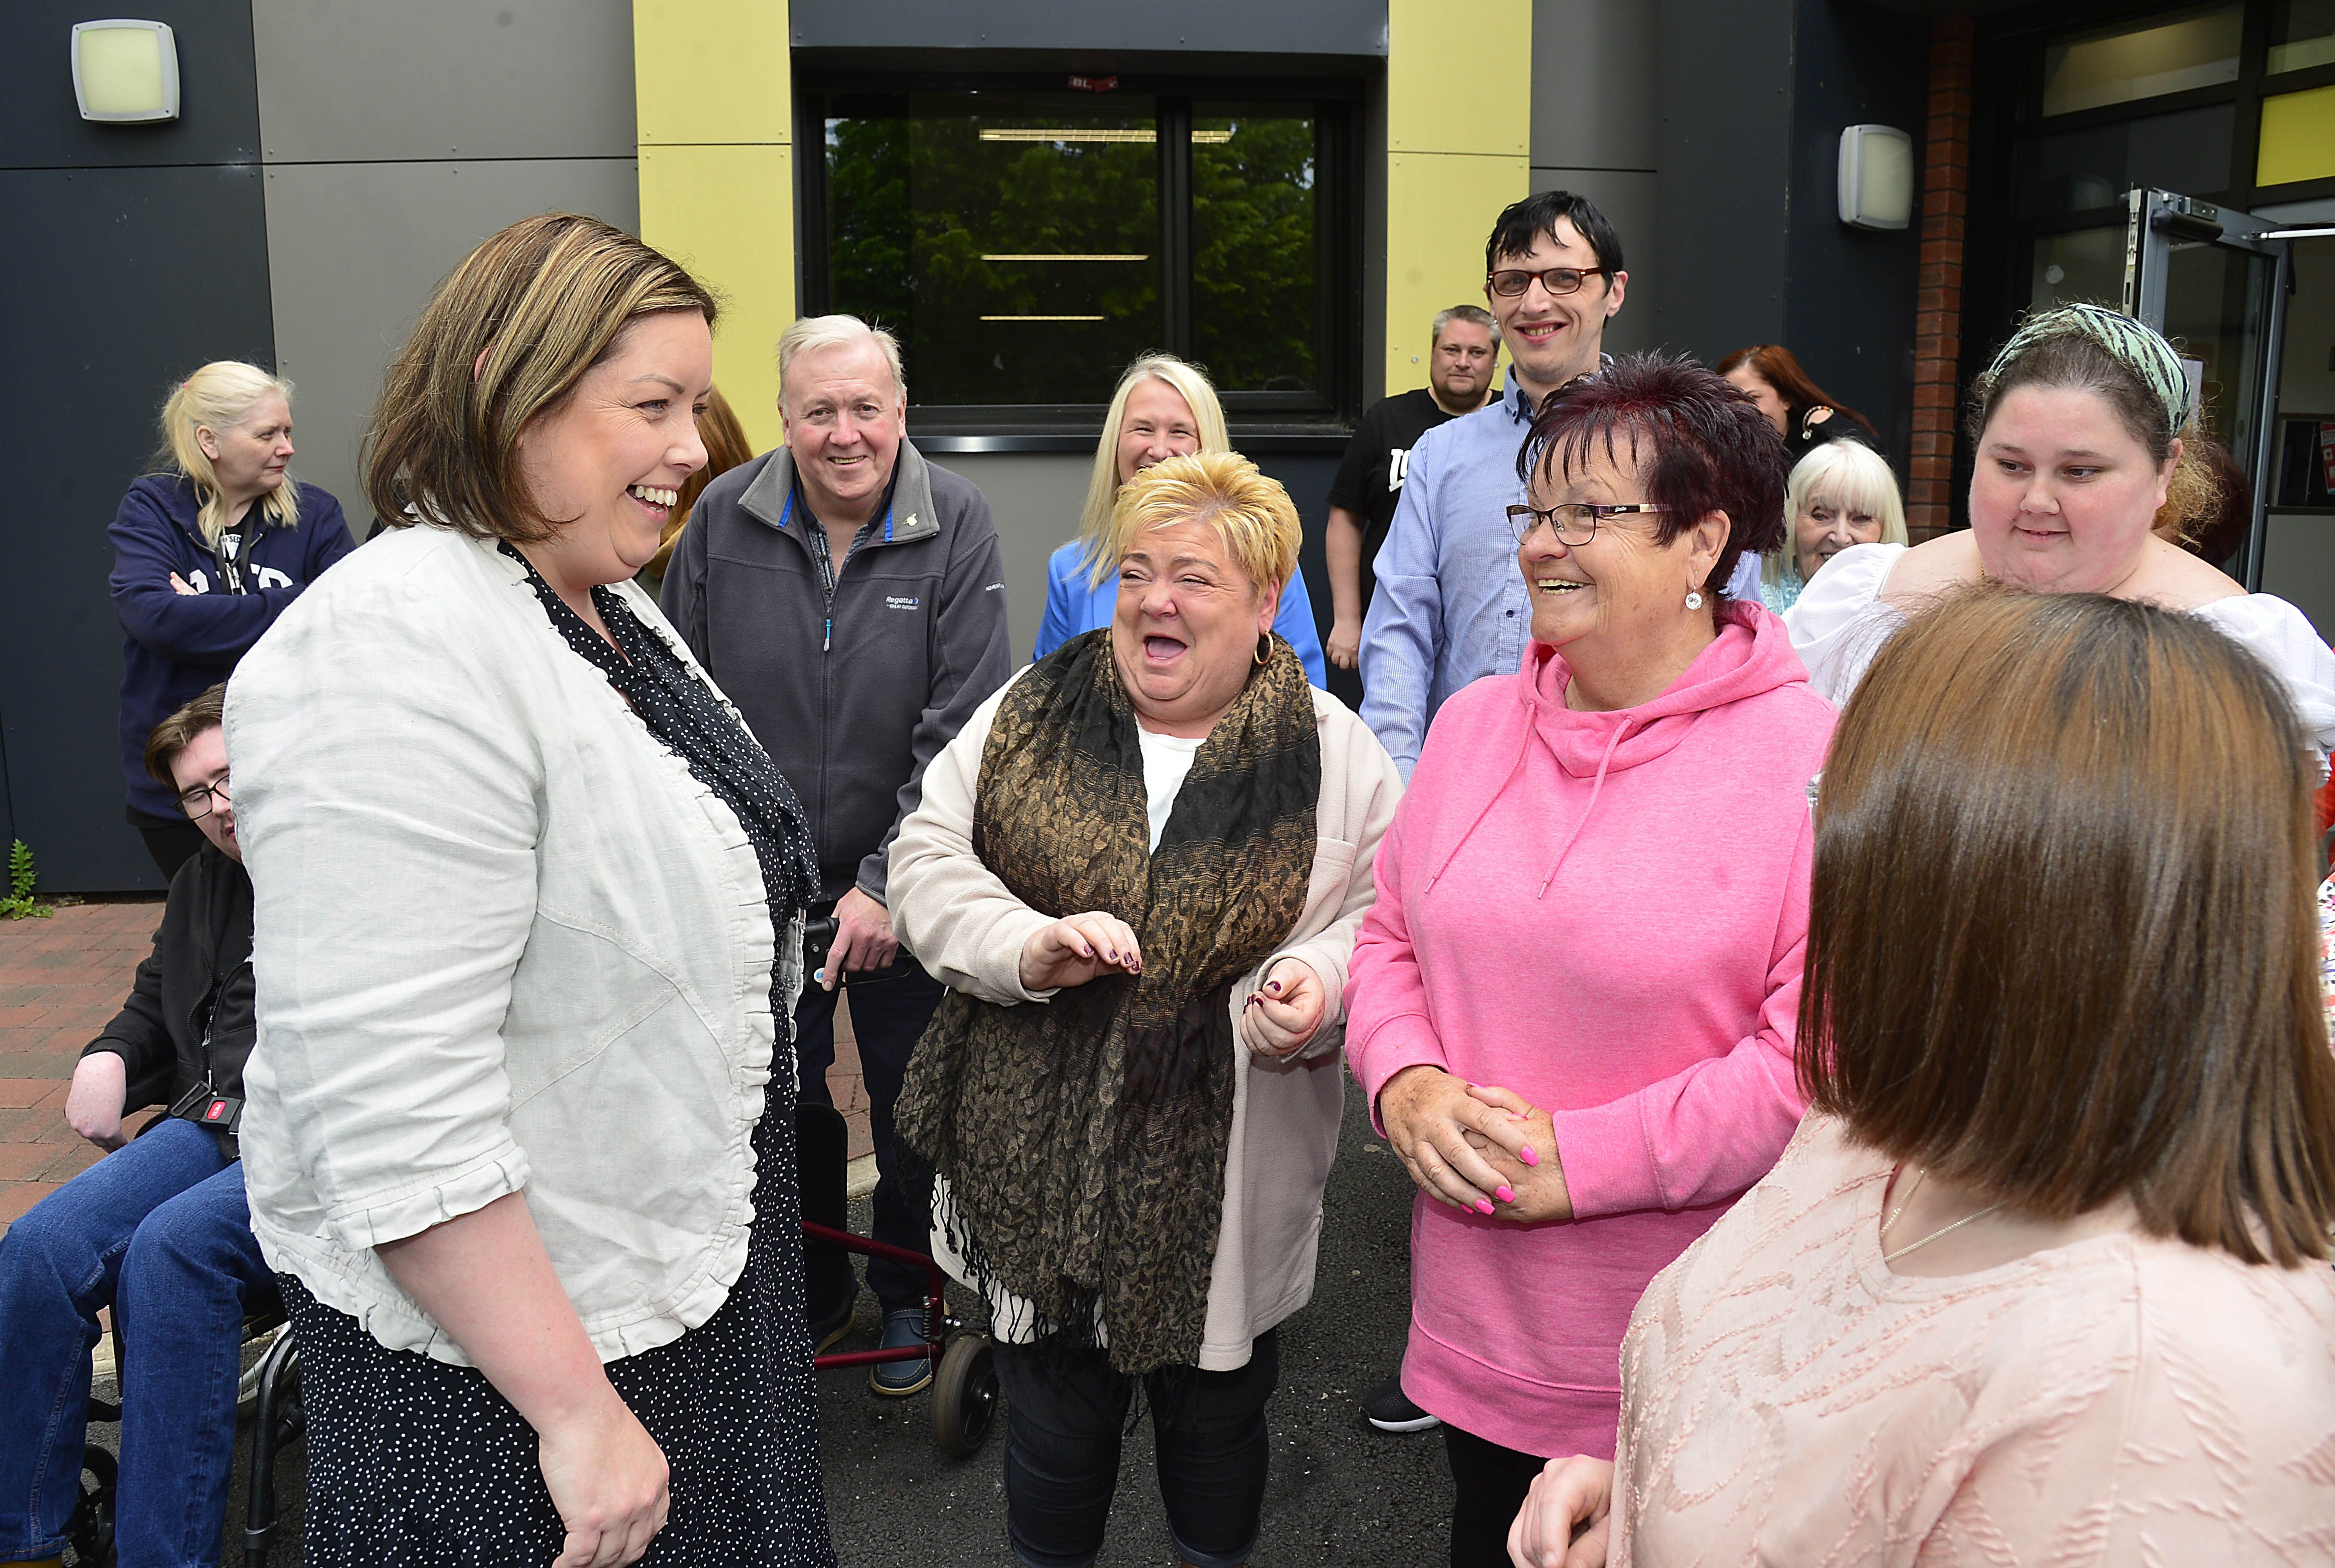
[71,20,180,123]
[1837,124,1913,231]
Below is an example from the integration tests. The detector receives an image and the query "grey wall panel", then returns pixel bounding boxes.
[262,158,642,531]
[1531,166,1660,357]
[2,0,260,169]
[790,0,1387,56]
[930,452,1091,661]
[1654,0,1794,363]
[1532,0,1658,173]
[1781,0,1927,474]
[1,164,275,892]
[250,0,635,164]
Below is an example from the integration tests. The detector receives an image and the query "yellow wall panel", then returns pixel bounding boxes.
[2258,84,2335,189]
[1384,0,1530,394]
[1386,0,1532,156]
[634,0,795,452]
[1383,152,1529,397]
[639,142,795,453]
[633,0,792,147]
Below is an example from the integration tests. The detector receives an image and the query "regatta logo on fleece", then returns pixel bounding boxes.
[886,595,920,610]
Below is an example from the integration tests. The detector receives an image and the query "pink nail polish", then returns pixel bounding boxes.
[1519,1146,1539,1167]
[1475,1199,1495,1215]
[1496,1184,1515,1204]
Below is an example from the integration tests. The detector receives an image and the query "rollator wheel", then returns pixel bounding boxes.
[931,1331,998,1458]
[67,1444,118,1567]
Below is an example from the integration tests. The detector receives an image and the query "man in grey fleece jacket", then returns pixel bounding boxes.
[660,317,1013,1391]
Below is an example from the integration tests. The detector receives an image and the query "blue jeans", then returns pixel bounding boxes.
[0,1118,269,1567]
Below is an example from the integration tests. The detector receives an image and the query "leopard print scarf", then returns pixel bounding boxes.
[895,628,1319,1373]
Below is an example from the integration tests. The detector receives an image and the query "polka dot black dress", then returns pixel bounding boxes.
[276,550,836,1568]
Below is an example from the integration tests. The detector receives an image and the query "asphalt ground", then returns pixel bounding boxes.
[81,1086,1448,1567]
[817,1087,1450,1568]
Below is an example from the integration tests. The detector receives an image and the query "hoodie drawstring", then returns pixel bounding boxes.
[1535,717,1631,898]
[1422,716,1535,897]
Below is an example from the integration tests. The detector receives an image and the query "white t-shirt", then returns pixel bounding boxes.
[1137,728,1205,853]
[1785,542,2335,774]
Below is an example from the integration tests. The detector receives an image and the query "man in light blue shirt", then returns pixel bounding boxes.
[1358,192,1762,778]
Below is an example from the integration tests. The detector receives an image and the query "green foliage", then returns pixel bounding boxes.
[1192,114,1318,393]
[1,839,53,920]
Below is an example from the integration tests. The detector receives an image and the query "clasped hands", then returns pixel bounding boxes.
[1377,1064,1571,1222]
[1018,912,1324,1058]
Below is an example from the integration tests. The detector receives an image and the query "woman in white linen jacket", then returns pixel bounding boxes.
[227,215,835,1568]
[887,450,1401,1568]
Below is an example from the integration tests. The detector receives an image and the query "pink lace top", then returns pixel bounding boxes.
[1612,1115,2335,1565]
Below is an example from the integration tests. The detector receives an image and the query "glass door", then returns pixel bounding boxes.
[2123,188,2303,587]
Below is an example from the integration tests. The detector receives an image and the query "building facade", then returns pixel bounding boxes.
[6,0,2328,887]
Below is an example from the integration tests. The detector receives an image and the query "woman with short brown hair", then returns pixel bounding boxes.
[1510,586,2335,1567]
[230,214,835,1567]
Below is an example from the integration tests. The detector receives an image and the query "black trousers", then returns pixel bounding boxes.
[1443,1424,1549,1568]
[127,804,203,882]
[792,951,944,1318]
[991,1331,1279,1568]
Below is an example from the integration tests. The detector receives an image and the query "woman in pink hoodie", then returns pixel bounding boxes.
[1346,355,1834,1566]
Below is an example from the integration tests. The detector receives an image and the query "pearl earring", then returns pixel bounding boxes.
[1685,589,1704,610]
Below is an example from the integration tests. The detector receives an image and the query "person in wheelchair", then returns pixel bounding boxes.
[0,685,272,1568]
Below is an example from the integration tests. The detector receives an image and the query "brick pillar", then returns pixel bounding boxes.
[1909,16,1975,541]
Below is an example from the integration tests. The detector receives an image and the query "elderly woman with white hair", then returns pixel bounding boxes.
[1033,353,1329,685]
[109,361,356,877]
[1758,440,1907,616]
[892,449,1399,1568]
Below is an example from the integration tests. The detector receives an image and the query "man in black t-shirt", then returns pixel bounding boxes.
[1324,305,1500,700]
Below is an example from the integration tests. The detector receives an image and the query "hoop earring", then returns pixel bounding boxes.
[1685,589,1705,611]
[1255,634,1272,666]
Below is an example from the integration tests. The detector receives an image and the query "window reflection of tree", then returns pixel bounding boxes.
[823,101,1322,406]
[1195,114,1318,394]
[828,104,1159,405]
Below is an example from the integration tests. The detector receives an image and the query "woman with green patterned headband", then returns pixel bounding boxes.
[1786,302,2335,774]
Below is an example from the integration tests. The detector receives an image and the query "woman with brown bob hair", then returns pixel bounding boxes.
[226,214,835,1566]
[1508,586,2335,1567]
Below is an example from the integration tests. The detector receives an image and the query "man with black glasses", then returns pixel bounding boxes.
[1358,192,1633,781]
[0,686,274,1568]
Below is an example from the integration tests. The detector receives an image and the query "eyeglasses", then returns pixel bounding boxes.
[1506,502,1671,546]
[178,777,231,821]
[1487,266,1608,299]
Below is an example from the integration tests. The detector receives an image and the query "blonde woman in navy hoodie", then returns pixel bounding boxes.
[108,362,355,877]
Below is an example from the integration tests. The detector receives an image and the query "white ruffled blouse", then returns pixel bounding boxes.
[1785,543,2335,774]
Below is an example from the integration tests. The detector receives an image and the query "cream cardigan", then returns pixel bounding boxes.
[227,525,797,1366]
[888,671,1404,1370]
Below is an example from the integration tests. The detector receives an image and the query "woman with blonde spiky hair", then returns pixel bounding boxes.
[109,360,355,877]
[892,447,1398,1568]
[1032,353,1329,685]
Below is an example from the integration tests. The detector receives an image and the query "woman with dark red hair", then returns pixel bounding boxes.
[1346,354,1833,1566]
[1719,342,1884,464]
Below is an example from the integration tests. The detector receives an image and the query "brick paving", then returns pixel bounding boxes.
[0,898,872,1233]
[0,899,167,1232]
